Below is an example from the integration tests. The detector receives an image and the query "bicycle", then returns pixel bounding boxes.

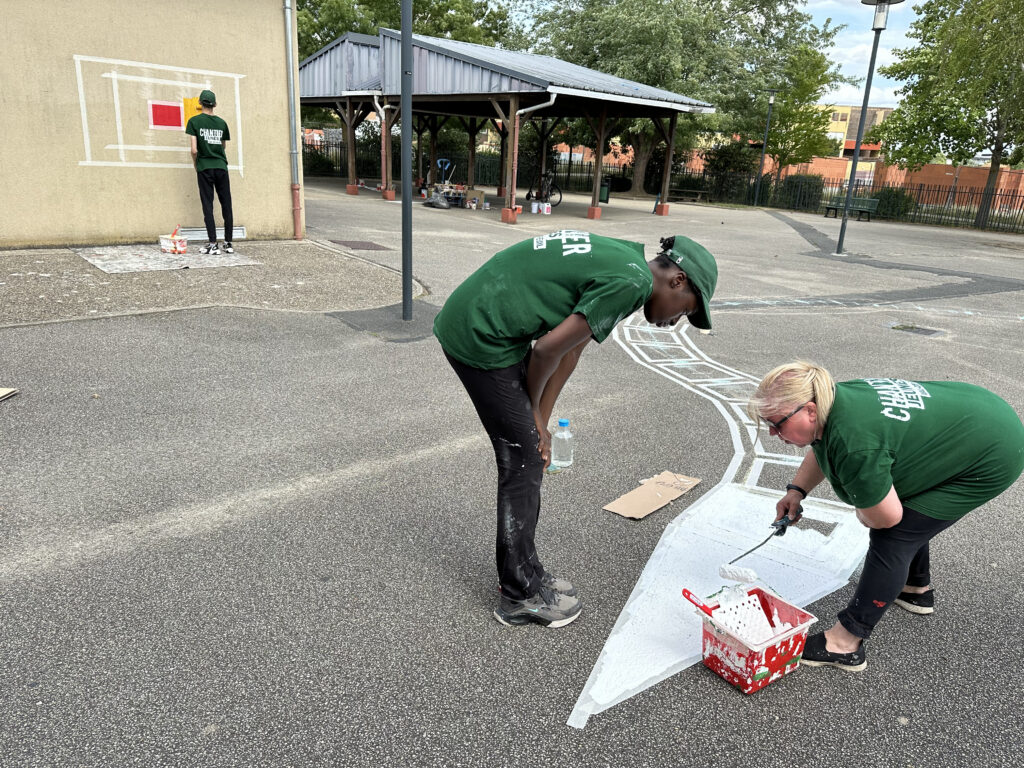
[525,167,562,207]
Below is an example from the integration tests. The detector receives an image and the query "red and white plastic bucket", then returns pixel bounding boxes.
[686,586,816,694]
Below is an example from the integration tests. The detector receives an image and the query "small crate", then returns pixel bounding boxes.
[159,235,188,254]
[699,587,816,694]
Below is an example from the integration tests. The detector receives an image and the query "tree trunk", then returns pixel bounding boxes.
[975,122,1004,230]
[624,130,659,198]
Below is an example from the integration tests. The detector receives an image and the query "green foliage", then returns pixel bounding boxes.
[774,174,824,211]
[297,0,523,60]
[702,142,758,201]
[874,187,917,220]
[526,0,852,194]
[303,146,337,175]
[764,45,844,171]
[874,0,1023,170]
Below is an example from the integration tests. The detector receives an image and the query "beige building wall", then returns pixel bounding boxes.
[0,0,303,248]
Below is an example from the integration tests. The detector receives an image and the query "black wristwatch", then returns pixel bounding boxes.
[785,483,808,499]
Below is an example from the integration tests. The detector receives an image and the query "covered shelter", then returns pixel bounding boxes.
[299,30,713,222]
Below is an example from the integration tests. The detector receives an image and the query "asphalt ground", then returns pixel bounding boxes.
[2,179,1022,767]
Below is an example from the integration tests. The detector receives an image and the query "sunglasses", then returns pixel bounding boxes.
[764,402,807,430]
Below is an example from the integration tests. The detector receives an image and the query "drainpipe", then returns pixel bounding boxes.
[283,0,302,239]
[511,93,557,209]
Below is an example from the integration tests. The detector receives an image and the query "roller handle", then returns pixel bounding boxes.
[772,504,803,537]
[682,588,714,617]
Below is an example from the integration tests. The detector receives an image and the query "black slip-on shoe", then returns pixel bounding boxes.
[801,631,867,672]
[894,588,935,615]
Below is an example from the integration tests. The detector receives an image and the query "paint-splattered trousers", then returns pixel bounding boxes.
[444,350,547,602]
[196,168,233,244]
[838,505,957,639]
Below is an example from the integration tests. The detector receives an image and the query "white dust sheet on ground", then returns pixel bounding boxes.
[568,483,868,728]
[76,245,259,273]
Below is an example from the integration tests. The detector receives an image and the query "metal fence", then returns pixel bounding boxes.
[664,170,1024,233]
[302,140,635,194]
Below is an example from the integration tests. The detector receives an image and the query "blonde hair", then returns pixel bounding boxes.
[746,361,836,428]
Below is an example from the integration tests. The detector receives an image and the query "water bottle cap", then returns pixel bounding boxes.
[557,418,570,427]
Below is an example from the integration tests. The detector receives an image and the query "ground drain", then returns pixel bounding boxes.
[330,240,390,250]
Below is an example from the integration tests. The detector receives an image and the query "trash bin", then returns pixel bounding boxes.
[599,179,611,204]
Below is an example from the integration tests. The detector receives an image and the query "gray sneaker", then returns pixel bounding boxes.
[541,572,578,597]
[494,586,582,628]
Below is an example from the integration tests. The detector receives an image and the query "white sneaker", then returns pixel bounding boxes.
[223,242,234,254]
[199,242,221,255]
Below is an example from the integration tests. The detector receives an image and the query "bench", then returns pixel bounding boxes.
[825,197,879,221]
[668,188,707,203]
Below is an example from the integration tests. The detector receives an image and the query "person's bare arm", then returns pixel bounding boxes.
[190,134,198,165]
[775,450,826,522]
[538,337,590,427]
[526,313,594,465]
[855,486,904,529]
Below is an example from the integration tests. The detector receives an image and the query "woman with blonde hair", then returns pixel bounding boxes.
[747,361,1024,671]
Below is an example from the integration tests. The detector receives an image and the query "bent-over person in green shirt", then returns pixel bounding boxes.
[435,231,719,628]
[747,361,1024,671]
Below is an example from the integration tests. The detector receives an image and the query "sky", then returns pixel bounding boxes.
[802,0,918,108]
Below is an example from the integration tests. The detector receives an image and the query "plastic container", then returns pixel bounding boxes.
[692,586,816,694]
[542,203,551,214]
[159,235,188,254]
[531,201,539,214]
[550,418,574,469]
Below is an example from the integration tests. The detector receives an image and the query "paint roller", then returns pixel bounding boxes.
[718,507,801,583]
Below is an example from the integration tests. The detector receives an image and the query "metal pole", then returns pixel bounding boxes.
[283,0,302,239]
[753,91,776,207]
[836,4,891,254]
[401,0,413,320]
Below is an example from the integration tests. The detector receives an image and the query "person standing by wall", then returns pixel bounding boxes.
[186,89,234,255]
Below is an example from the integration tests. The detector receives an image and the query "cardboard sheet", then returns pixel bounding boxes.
[604,471,701,519]
[0,388,19,402]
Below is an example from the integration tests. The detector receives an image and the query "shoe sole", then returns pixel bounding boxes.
[493,607,582,628]
[894,599,933,615]
[801,658,867,672]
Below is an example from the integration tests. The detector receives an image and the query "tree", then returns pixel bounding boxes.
[763,45,845,175]
[869,0,1024,227]
[529,0,851,197]
[297,0,523,60]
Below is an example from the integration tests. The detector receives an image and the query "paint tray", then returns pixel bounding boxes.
[698,587,816,694]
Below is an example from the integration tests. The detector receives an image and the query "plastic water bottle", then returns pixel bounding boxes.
[550,418,574,470]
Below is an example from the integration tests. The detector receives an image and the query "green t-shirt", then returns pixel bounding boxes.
[185,113,230,171]
[812,380,1024,520]
[433,230,653,369]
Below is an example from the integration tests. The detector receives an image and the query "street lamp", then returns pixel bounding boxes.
[835,0,905,255]
[753,89,778,207]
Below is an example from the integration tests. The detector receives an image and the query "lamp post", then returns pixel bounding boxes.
[835,0,904,254]
[753,89,778,207]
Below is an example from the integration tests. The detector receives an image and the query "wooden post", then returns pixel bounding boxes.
[586,109,608,219]
[655,113,678,216]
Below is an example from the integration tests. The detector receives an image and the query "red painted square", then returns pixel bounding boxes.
[149,101,183,130]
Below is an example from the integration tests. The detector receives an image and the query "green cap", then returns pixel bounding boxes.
[664,235,718,330]
[199,89,217,106]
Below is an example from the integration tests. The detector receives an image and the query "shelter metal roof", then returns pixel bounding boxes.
[300,29,714,120]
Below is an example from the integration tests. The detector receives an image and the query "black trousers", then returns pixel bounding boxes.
[196,168,233,243]
[444,350,547,601]
[838,505,958,639]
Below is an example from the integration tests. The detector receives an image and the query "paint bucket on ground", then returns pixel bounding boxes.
[542,202,551,214]
[159,235,188,254]
[483,201,491,210]
[515,205,523,214]
[687,586,816,694]
[531,201,539,214]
